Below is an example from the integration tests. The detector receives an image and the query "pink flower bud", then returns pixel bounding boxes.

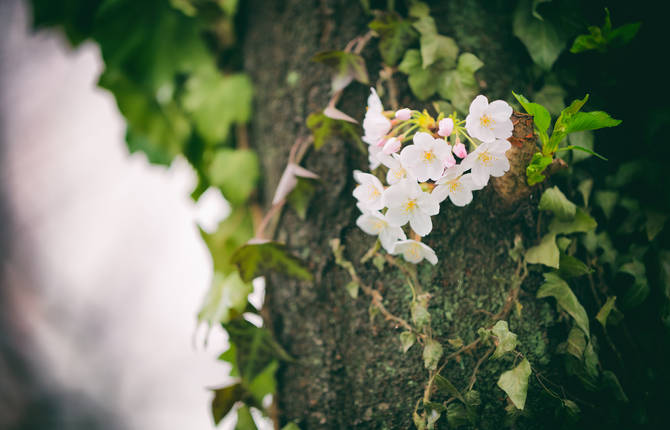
[453,142,467,158]
[438,118,454,137]
[444,150,456,168]
[375,138,386,148]
[382,137,401,154]
[395,108,412,121]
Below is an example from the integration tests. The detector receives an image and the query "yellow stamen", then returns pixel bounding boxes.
[479,114,494,128]
[423,151,434,162]
[448,180,462,193]
[478,151,492,166]
[404,199,417,213]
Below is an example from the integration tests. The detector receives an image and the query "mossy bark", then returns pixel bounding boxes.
[241,1,559,428]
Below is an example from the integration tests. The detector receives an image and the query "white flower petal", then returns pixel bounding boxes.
[385,206,409,227]
[367,87,383,112]
[409,211,432,236]
[420,242,438,265]
[487,100,513,118]
[418,192,440,216]
[449,187,473,206]
[469,95,489,117]
[356,213,386,235]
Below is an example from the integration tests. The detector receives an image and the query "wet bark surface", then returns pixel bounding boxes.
[242,1,557,428]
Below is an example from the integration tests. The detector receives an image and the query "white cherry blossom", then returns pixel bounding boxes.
[380,153,413,185]
[383,179,439,236]
[461,139,511,187]
[356,211,407,252]
[465,95,513,143]
[399,132,453,182]
[382,137,401,154]
[368,145,383,170]
[392,240,438,265]
[362,88,392,146]
[432,165,482,207]
[353,170,385,211]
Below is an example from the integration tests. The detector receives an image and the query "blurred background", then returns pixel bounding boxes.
[0,0,248,428]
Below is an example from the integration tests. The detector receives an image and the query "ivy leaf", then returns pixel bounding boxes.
[525,233,559,268]
[438,53,483,114]
[491,321,518,359]
[201,206,254,275]
[596,296,617,329]
[423,339,443,371]
[235,405,258,430]
[411,295,432,329]
[312,50,369,92]
[539,186,577,220]
[281,424,301,430]
[198,271,253,326]
[211,383,246,425]
[399,331,416,353]
[181,70,254,145]
[232,242,313,283]
[537,272,590,336]
[208,149,259,206]
[526,152,553,186]
[369,13,418,66]
[618,260,649,308]
[534,83,566,115]
[558,253,592,278]
[398,49,441,100]
[570,9,640,54]
[569,131,595,163]
[247,360,278,404]
[497,358,532,410]
[562,326,586,360]
[512,92,551,138]
[306,112,362,150]
[287,178,317,220]
[594,191,618,219]
[513,0,567,70]
[446,403,468,428]
[577,178,594,207]
[645,210,667,241]
[435,374,465,403]
[548,208,597,235]
[413,16,459,68]
[601,370,629,403]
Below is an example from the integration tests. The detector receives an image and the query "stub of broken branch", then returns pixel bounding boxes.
[491,112,566,210]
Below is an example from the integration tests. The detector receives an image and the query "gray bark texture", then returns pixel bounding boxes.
[242,1,554,428]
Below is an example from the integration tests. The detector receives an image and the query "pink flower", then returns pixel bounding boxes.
[395,108,412,121]
[438,118,454,137]
[453,142,467,158]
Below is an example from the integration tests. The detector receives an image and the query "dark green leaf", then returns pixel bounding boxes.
[534,83,566,115]
[232,242,312,283]
[594,191,618,219]
[619,260,649,308]
[525,233,559,268]
[559,253,592,278]
[446,403,469,428]
[645,211,667,241]
[211,384,245,424]
[435,374,465,403]
[369,13,418,66]
[287,178,317,220]
[601,370,629,403]
[537,272,590,336]
[312,51,369,92]
[513,0,567,70]
[306,112,362,150]
[595,296,617,329]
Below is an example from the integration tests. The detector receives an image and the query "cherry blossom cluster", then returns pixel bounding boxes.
[353,88,513,265]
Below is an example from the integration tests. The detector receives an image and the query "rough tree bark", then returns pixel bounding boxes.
[242,1,556,428]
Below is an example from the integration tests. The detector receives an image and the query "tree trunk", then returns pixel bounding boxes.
[242,1,553,428]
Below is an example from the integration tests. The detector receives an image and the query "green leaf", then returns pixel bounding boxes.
[570,8,640,53]
[437,53,483,114]
[281,424,301,430]
[287,178,317,220]
[223,319,292,386]
[446,403,468,427]
[201,206,254,275]
[198,271,253,326]
[491,321,518,359]
[235,405,258,430]
[594,191,618,219]
[247,360,278,404]
[512,92,552,136]
[411,295,432,329]
[565,111,621,133]
[497,359,532,410]
[208,149,259,206]
[525,233,559,268]
[181,70,253,145]
[577,178,593,206]
[312,50,369,92]
[345,280,359,299]
[558,253,592,278]
[619,260,649,308]
[526,152,553,186]
[435,374,465,402]
[548,208,597,235]
[645,211,667,241]
[537,272,590,336]
[413,16,459,69]
[399,331,416,353]
[211,383,245,424]
[232,242,312,283]
[596,296,617,329]
[409,1,431,18]
[306,112,362,150]
[423,339,443,371]
[549,95,589,150]
[562,326,586,360]
[513,0,567,70]
[368,13,418,66]
[569,131,595,163]
[601,370,629,403]
[539,186,577,220]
